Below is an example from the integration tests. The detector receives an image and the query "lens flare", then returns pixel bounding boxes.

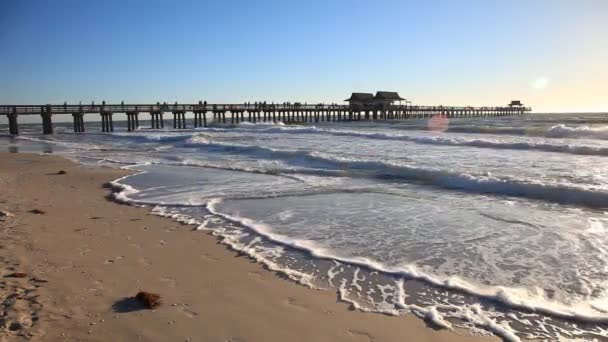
[427,114,449,131]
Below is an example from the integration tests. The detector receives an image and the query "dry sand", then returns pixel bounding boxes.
[0,152,499,341]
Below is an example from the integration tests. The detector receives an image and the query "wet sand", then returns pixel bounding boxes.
[0,152,499,341]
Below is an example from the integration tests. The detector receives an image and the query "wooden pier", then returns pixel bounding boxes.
[0,101,530,135]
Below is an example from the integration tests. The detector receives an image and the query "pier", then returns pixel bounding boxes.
[0,97,530,135]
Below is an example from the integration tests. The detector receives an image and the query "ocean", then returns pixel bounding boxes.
[2,113,608,341]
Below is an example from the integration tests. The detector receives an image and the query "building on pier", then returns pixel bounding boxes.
[345,93,375,109]
[509,100,524,107]
[373,91,405,108]
[345,91,405,109]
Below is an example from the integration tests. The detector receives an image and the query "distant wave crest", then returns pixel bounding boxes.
[230,126,608,156]
[447,124,608,140]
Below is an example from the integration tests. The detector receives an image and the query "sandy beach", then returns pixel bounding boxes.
[0,152,499,341]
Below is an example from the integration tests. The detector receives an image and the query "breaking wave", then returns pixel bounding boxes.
[179,137,608,208]
[446,124,608,140]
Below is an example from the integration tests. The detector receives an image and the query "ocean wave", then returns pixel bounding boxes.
[15,135,105,150]
[111,132,195,143]
[181,137,608,208]
[223,125,608,156]
[446,124,608,140]
[545,124,608,139]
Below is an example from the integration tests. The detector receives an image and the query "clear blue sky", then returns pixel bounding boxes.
[1,0,606,112]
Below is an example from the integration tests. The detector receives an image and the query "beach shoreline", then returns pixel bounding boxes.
[0,151,498,341]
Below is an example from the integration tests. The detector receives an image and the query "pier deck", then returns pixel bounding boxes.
[1,103,531,135]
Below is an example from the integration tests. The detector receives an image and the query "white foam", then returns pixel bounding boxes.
[464,305,521,342]
[546,124,608,140]
[111,132,195,143]
[108,173,143,204]
[351,267,364,291]
[327,261,342,287]
[416,305,454,330]
[446,123,608,141]
[150,204,316,288]
[205,197,608,324]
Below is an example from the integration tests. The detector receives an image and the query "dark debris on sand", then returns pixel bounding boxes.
[5,272,28,278]
[28,209,46,215]
[136,291,162,309]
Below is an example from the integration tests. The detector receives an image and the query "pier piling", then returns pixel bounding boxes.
[172,111,186,129]
[101,112,114,132]
[150,111,163,129]
[41,106,53,134]
[8,107,18,135]
[126,111,139,131]
[72,112,85,132]
[193,110,207,128]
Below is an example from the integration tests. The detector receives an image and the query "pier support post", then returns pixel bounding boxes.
[153,112,158,128]
[101,112,114,132]
[41,107,53,134]
[126,111,139,131]
[127,112,133,131]
[72,112,85,133]
[8,107,19,135]
[194,110,207,127]
[173,111,186,129]
[150,111,159,129]
[7,112,19,135]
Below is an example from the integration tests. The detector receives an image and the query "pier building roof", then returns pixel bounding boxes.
[374,91,405,101]
[345,93,375,102]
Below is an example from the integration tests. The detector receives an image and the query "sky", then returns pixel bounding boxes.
[0,0,607,114]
